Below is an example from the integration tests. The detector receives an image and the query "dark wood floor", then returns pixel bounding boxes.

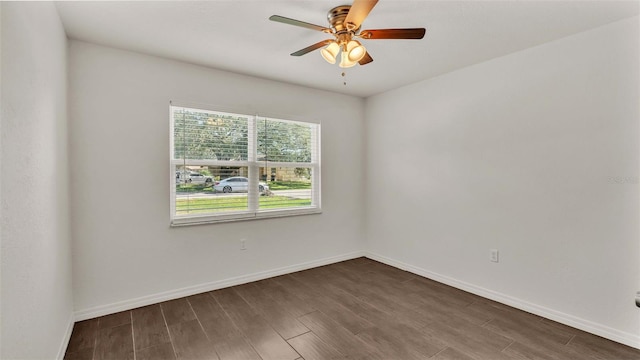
[65,258,640,360]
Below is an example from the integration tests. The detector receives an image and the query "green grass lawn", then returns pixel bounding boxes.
[176,180,310,194]
[265,181,311,190]
[176,195,311,214]
[175,184,215,193]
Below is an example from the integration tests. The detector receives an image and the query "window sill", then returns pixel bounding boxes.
[170,207,322,227]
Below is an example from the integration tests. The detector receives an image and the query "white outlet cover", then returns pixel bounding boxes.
[490,249,499,263]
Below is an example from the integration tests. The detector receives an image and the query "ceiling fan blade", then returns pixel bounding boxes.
[360,28,426,40]
[291,40,334,56]
[269,15,330,33]
[359,52,373,65]
[344,0,379,30]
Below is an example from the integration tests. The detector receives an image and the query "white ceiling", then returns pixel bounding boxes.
[55,1,638,98]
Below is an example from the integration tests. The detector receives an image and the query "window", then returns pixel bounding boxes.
[170,104,321,226]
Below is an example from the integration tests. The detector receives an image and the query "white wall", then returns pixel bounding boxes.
[365,17,639,347]
[1,2,73,359]
[69,41,366,315]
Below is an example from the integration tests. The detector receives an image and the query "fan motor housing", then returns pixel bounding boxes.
[327,5,355,33]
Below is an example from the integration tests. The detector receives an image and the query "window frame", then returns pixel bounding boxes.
[169,103,321,226]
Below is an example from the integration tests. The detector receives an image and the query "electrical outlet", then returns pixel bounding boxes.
[490,249,499,263]
[240,238,247,251]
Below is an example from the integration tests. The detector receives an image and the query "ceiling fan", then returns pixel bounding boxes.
[269,0,426,68]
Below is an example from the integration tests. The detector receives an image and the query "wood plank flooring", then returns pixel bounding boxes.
[65,258,640,360]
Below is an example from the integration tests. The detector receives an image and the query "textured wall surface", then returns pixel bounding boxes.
[1,2,74,359]
[68,41,366,314]
[365,17,639,347]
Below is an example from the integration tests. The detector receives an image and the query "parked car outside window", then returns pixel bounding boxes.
[176,171,213,184]
[213,177,269,193]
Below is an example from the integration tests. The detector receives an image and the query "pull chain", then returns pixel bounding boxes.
[342,71,347,86]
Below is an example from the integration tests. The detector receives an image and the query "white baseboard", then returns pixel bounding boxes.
[74,251,365,321]
[57,312,75,359]
[71,249,639,350]
[364,252,640,350]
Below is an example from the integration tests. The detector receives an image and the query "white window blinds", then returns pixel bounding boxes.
[170,105,321,226]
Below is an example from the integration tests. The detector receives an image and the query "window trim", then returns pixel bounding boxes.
[169,102,321,226]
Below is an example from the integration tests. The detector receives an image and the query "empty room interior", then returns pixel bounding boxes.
[1,0,639,359]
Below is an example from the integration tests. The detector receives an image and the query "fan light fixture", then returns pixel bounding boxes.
[346,40,366,62]
[321,40,366,68]
[320,42,340,64]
